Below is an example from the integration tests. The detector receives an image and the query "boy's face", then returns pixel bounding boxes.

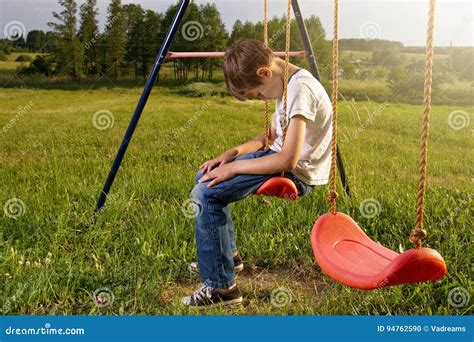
[244,63,283,100]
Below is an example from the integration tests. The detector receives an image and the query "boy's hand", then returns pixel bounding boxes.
[198,163,236,187]
[199,149,236,174]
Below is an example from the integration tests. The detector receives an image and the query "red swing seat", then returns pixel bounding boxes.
[255,177,298,200]
[311,212,447,290]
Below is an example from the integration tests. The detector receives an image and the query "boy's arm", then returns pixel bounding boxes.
[200,134,266,174]
[231,134,266,157]
[233,116,306,174]
[199,115,274,175]
[227,112,278,157]
[199,116,306,187]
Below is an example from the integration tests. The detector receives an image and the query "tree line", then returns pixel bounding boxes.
[0,0,332,82]
[0,0,471,84]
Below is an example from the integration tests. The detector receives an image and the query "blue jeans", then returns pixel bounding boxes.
[190,149,314,288]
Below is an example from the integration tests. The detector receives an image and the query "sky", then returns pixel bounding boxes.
[0,0,472,47]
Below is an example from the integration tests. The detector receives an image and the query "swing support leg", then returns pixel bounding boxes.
[93,0,190,218]
[292,0,351,197]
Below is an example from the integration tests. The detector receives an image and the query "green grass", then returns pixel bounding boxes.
[0,87,472,315]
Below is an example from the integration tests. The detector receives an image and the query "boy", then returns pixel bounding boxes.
[181,39,333,307]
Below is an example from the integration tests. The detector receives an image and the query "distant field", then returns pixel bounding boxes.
[0,87,472,315]
[0,52,39,74]
[341,50,449,65]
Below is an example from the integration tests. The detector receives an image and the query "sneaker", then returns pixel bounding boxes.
[181,284,243,308]
[188,253,244,274]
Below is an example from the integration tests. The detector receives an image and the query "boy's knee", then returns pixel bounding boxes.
[195,169,203,184]
[191,182,210,204]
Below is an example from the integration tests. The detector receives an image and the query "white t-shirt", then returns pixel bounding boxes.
[269,69,333,186]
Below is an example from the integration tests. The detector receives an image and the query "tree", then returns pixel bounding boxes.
[43,31,59,53]
[162,2,201,83]
[0,39,13,54]
[26,30,46,52]
[142,10,162,77]
[104,0,126,80]
[123,4,145,78]
[229,20,243,44]
[199,3,228,80]
[79,0,100,75]
[299,15,331,78]
[229,20,257,44]
[48,0,84,79]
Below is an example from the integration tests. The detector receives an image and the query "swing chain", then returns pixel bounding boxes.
[263,0,270,149]
[281,0,291,148]
[327,190,338,211]
[410,0,436,249]
[327,0,339,215]
[262,0,291,154]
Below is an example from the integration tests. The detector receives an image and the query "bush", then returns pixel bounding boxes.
[0,53,7,61]
[15,54,33,62]
[18,55,53,76]
[0,40,12,54]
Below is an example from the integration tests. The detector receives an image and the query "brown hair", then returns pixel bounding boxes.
[223,39,273,100]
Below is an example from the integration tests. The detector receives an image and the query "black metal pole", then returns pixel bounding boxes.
[93,0,190,217]
[336,146,351,197]
[291,0,321,81]
[292,0,351,197]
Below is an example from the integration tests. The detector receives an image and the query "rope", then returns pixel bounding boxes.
[410,0,436,249]
[263,0,270,149]
[281,0,291,147]
[327,0,339,214]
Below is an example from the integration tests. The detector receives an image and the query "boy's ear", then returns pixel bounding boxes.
[256,66,272,78]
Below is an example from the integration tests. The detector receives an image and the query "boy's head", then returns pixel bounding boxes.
[223,39,284,101]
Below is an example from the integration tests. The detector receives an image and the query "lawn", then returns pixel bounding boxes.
[0,86,472,315]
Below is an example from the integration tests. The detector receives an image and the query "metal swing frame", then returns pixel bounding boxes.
[94,0,351,217]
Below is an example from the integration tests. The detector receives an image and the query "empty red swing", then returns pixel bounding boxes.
[310,0,446,290]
